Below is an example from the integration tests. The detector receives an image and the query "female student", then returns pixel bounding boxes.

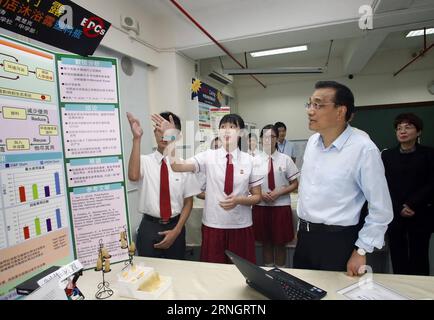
[247,132,259,157]
[253,125,299,267]
[151,113,263,264]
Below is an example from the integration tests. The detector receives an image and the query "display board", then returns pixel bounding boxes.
[0,0,111,56]
[191,79,230,152]
[0,35,129,296]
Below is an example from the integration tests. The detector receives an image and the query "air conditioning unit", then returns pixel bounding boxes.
[208,70,234,85]
[200,59,234,86]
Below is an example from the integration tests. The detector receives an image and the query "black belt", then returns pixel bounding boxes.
[298,218,357,232]
[143,214,180,225]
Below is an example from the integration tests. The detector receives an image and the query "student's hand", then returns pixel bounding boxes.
[154,229,180,249]
[346,250,367,277]
[400,204,415,218]
[219,195,238,210]
[151,114,177,137]
[268,190,280,202]
[262,192,273,203]
[127,112,143,139]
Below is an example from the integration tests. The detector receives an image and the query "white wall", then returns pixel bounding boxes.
[237,49,434,139]
[73,0,161,66]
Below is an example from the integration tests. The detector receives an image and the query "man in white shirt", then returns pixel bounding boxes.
[275,122,296,163]
[295,81,393,276]
[127,111,200,259]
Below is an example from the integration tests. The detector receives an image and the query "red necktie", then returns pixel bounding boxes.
[224,154,234,195]
[268,157,275,191]
[160,159,172,221]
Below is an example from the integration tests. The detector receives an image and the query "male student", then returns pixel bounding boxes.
[295,81,393,276]
[274,122,296,163]
[127,111,200,259]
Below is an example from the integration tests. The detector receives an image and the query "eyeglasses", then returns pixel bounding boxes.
[305,100,335,110]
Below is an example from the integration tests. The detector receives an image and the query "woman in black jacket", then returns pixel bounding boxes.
[382,113,434,275]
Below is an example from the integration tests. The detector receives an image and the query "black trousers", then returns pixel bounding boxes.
[136,215,186,260]
[293,226,359,272]
[388,222,431,276]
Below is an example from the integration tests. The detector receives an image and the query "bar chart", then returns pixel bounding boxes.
[1,161,65,208]
[4,196,68,246]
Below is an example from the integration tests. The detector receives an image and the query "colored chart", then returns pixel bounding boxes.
[4,196,68,246]
[1,161,65,208]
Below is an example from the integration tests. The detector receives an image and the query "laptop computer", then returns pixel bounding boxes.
[225,250,327,300]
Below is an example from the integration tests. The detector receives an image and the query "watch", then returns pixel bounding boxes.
[356,247,366,256]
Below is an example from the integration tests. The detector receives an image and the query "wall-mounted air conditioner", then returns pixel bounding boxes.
[200,59,234,86]
[208,70,234,85]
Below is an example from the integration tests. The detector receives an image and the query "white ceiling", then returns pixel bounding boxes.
[133,0,434,84]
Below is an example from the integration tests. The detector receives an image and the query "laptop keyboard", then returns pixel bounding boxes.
[267,268,326,300]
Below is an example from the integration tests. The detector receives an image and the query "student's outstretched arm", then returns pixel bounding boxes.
[127,112,143,181]
[151,113,195,172]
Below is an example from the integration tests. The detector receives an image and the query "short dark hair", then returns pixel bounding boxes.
[394,113,423,132]
[315,81,355,121]
[274,122,286,131]
[160,111,181,130]
[219,113,245,129]
[219,114,245,150]
[260,124,278,139]
[261,124,278,149]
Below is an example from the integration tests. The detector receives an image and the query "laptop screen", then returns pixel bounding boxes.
[225,250,288,300]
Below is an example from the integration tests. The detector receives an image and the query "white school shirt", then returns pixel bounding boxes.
[297,125,393,253]
[256,150,299,207]
[192,147,264,229]
[136,151,202,218]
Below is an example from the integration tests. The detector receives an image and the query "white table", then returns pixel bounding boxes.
[78,256,434,300]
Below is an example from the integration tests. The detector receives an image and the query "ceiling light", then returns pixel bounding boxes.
[406,28,434,37]
[250,45,308,57]
[223,67,324,75]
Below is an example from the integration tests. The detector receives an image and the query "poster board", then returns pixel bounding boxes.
[191,79,230,152]
[0,35,129,296]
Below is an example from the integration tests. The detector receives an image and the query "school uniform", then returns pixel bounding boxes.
[192,147,263,264]
[253,151,299,245]
[248,149,259,157]
[135,150,201,259]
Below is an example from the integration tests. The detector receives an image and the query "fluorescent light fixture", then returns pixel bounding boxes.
[406,28,434,37]
[223,67,324,75]
[250,45,308,57]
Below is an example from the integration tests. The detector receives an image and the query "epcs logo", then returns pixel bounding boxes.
[81,17,107,38]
